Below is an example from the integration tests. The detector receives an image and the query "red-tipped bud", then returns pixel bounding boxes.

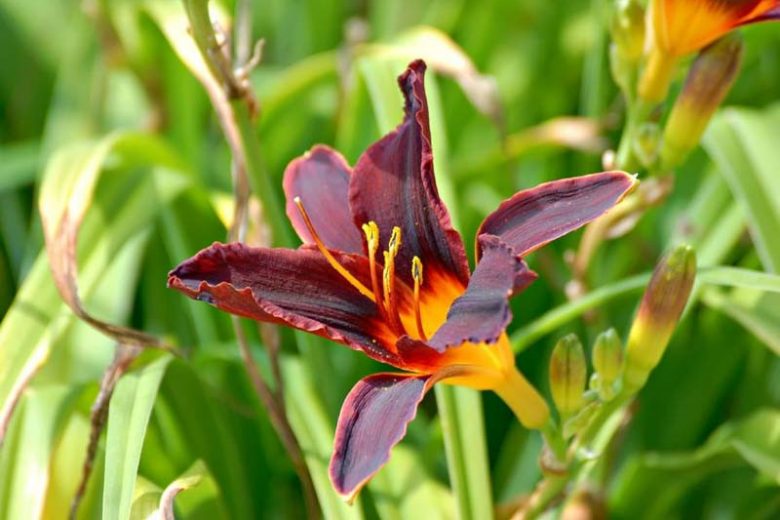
[550,334,588,417]
[624,245,696,392]
[662,34,743,169]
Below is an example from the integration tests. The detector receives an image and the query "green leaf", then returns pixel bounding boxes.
[163,460,225,519]
[730,408,780,484]
[283,357,364,520]
[611,408,780,518]
[0,140,40,192]
[0,386,76,520]
[701,288,780,355]
[0,132,189,446]
[103,354,173,520]
[704,105,780,273]
[511,273,650,353]
[369,445,455,519]
[699,267,780,293]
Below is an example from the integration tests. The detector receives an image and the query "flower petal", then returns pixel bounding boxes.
[330,372,433,502]
[428,235,536,351]
[167,242,401,365]
[283,145,364,254]
[746,2,780,23]
[477,171,636,259]
[350,60,470,287]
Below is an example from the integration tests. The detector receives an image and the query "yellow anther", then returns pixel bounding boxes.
[362,221,379,251]
[293,197,375,302]
[382,231,404,334]
[388,226,401,254]
[412,256,424,285]
[411,256,427,341]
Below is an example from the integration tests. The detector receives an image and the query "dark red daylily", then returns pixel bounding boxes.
[168,60,635,502]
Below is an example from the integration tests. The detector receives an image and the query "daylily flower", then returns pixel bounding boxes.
[168,60,635,501]
[650,0,779,57]
[640,0,779,101]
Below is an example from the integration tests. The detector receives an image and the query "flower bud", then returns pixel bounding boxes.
[634,121,661,168]
[592,328,623,400]
[611,0,645,63]
[662,34,743,169]
[624,245,696,392]
[549,334,587,417]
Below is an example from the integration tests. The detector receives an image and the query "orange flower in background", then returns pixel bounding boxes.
[650,0,779,57]
[640,0,779,101]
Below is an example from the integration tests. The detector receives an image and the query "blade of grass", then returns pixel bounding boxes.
[703,105,780,272]
[103,354,173,520]
[0,385,77,519]
[0,136,189,445]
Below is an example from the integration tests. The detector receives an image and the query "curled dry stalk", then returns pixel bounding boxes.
[70,344,141,520]
[182,0,319,516]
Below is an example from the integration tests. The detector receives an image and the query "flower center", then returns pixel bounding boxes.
[293,197,427,341]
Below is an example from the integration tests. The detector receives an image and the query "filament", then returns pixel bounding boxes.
[293,197,375,302]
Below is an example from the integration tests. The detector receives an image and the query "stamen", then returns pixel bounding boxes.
[362,221,385,312]
[411,256,427,341]
[382,227,404,333]
[293,197,375,302]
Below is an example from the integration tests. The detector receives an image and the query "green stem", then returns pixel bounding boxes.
[230,100,295,246]
[615,99,652,171]
[525,392,633,517]
[541,420,567,464]
[510,273,650,353]
[435,386,494,520]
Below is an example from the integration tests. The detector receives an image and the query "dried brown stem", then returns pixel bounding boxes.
[70,344,141,520]
[182,1,318,516]
[233,317,319,518]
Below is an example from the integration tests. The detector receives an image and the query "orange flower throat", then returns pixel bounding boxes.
[294,197,429,350]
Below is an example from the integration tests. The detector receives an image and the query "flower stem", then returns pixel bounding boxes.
[493,367,550,430]
[435,386,494,520]
[638,49,678,104]
[182,2,317,517]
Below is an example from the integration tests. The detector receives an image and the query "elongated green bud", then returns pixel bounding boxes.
[662,34,743,169]
[609,0,646,93]
[611,0,645,63]
[624,245,696,392]
[592,328,623,400]
[549,334,587,417]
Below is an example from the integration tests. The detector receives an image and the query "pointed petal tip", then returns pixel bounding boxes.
[477,170,639,259]
[401,58,427,78]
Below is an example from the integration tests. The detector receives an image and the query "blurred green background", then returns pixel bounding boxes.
[1,0,779,518]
